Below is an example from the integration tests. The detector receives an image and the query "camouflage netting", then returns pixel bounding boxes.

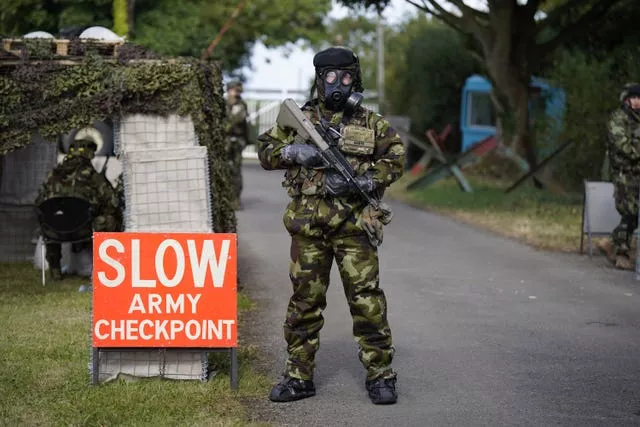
[0,40,236,233]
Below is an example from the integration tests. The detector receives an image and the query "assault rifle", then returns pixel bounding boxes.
[276,94,382,209]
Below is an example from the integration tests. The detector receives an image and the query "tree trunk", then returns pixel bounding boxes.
[127,0,135,37]
[470,2,539,171]
[485,62,536,160]
[512,83,537,170]
[113,0,129,37]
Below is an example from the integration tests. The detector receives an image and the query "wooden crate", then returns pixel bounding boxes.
[1,38,124,59]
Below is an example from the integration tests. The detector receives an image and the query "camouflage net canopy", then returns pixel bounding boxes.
[0,39,236,233]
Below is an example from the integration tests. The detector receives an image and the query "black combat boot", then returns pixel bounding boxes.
[269,375,316,402]
[366,377,397,405]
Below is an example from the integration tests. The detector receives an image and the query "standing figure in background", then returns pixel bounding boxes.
[225,80,249,208]
[35,139,121,280]
[598,84,640,270]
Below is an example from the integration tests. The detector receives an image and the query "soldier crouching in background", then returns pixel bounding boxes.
[35,138,122,280]
[598,84,640,270]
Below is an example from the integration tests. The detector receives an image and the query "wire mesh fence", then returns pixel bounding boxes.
[90,349,209,383]
[0,134,58,262]
[121,147,212,233]
[114,114,198,155]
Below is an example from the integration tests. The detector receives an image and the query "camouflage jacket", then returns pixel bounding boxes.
[608,108,640,177]
[257,99,406,201]
[35,155,119,218]
[226,97,249,139]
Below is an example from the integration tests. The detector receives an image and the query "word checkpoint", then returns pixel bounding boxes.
[92,232,237,348]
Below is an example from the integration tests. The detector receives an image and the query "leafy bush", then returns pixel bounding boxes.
[385,18,481,167]
[546,47,640,190]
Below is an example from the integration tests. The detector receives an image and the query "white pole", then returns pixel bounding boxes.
[41,239,45,286]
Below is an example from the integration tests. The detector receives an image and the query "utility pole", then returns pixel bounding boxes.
[376,14,385,114]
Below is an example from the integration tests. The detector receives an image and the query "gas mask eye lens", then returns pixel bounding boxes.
[325,70,338,84]
[341,72,353,86]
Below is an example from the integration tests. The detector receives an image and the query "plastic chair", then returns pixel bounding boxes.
[35,196,93,285]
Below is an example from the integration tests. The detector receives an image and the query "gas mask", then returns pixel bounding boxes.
[68,140,97,159]
[319,69,354,111]
[312,46,364,112]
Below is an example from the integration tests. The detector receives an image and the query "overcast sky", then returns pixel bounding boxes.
[241,0,414,92]
[240,0,486,93]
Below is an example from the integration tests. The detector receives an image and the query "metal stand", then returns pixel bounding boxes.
[41,241,45,286]
[230,347,238,390]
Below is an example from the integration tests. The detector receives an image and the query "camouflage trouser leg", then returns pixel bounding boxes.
[613,181,639,256]
[284,235,332,381]
[231,162,243,200]
[284,233,395,382]
[227,138,245,201]
[45,243,62,269]
[333,233,395,381]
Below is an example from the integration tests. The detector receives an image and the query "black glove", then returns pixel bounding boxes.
[325,170,377,197]
[281,144,325,167]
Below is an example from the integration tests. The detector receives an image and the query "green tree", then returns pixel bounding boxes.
[386,17,480,152]
[539,0,640,189]
[112,0,129,36]
[0,0,112,36]
[315,14,380,90]
[316,14,479,153]
[548,0,640,60]
[544,50,618,189]
[337,0,626,173]
[0,0,332,74]
[131,0,332,71]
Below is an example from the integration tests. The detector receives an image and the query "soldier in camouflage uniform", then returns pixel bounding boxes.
[114,173,125,215]
[225,80,249,208]
[35,139,122,280]
[257,47,405,405]
[597,84,640,270]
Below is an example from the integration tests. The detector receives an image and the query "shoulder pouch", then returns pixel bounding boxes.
[338,125,375,156]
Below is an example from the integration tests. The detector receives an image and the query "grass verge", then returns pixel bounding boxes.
[387,173,586,252]
[0,263,271,427]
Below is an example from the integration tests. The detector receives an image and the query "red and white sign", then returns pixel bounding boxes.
[92,232,237,348]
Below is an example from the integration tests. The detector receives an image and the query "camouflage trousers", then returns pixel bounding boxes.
[226,137,245,202]
[281,196,396,382]
[612,177,639,256]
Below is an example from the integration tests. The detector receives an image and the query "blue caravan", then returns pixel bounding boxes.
[459,74,565,154]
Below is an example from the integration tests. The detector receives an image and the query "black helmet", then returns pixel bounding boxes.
[620,83,640,102]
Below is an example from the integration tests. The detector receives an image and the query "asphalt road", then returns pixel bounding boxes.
[236,161,640,427]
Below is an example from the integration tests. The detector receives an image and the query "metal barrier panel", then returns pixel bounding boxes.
[583,181,620,235]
